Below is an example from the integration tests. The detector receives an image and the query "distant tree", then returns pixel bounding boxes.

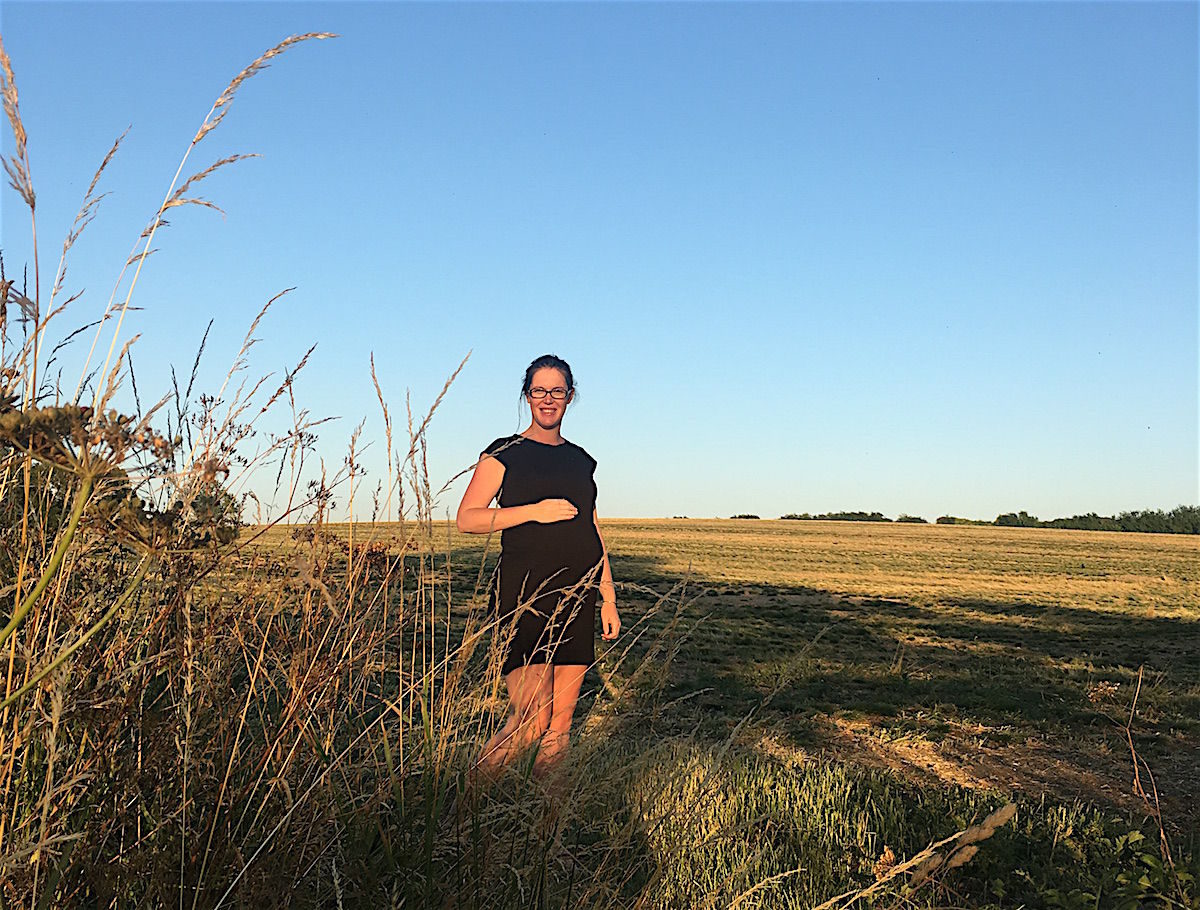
[819,511,891,522]
[935,506,1198,534]
[775,506,1196,534]
[1168,505,1200,534]
[1110,506,1199,534]
[730,513,760,520]
[937,515,991,526]
[995,510,1040,528]
[1044,512,1120,532]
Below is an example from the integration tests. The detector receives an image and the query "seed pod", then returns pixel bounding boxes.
[909,852,944,887]
[945,844,979,869]
[981,803,1017,832]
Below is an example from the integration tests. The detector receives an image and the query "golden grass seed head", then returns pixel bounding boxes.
[909,852,944,887]
[945,844,979,870]
[981,802,1017,832]
[958,823,988,846]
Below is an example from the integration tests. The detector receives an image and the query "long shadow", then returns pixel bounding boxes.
[594,568,1200,831]
[640,580,1199,720]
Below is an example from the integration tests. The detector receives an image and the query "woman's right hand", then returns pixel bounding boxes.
[532,498,578,523]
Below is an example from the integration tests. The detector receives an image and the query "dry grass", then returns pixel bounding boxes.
[592,518,1199,617]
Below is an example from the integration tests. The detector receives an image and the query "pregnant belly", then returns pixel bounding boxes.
[501,522,603,571]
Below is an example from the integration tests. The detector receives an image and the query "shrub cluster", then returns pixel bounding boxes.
[780,511,891,522]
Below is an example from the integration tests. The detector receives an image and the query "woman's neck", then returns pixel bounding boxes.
[521,423,564,446]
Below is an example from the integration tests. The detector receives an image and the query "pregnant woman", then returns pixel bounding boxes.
[456,354,620,777]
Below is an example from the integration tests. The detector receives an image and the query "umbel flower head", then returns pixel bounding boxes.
[0,397,242,553]
[0,396,175,478]
[1,399,242,553]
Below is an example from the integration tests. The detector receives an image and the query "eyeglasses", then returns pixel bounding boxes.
[528,387,569,400]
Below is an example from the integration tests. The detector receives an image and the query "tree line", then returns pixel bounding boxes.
[987,505,1200,534]
[740,505,1200,534]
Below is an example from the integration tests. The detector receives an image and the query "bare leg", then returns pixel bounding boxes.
[533,665,587,777]
[476,664,554,777]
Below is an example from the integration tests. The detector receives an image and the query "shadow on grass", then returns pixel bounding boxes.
[352,533,1197,824]
[606,572,1200,833]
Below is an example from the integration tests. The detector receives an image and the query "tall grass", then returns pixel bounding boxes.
[2,31,1194,910]
[0,31,710,906]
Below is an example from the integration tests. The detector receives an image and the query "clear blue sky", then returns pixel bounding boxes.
[2,2,1196,521]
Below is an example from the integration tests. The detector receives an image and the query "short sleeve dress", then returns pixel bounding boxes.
[483,435,604,675]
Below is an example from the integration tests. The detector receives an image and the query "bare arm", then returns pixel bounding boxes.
[455,454,577,533]
[594,509,621,639]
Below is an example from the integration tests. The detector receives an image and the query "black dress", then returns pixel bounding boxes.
[483,435,604,675]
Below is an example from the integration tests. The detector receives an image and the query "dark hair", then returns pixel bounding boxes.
[521,354,575,397]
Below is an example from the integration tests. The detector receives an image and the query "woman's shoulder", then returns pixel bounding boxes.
[482,435,522,460]
[565,440,597,470]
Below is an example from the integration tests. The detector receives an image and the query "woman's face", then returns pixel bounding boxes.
[526,366,573,431]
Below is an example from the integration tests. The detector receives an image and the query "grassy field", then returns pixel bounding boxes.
[277,518,1200,818]
[237,517,1199,908]
[592,519,1200,823]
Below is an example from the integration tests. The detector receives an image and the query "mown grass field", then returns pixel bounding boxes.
[243,517,1199,907]
[592,519,1200,823]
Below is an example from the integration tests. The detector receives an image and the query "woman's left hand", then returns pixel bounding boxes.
[601,601,621,641]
